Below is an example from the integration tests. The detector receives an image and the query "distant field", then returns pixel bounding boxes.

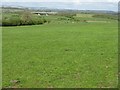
[2,20,118,88]
[76,14,93,17]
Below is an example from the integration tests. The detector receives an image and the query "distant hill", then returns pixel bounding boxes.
[1,6,118,15]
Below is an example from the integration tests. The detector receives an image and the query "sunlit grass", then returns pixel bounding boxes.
[2,21,118,88]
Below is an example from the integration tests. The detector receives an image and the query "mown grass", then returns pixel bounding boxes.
[2,21,118,88]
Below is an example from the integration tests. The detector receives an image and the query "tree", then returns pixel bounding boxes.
[20,10,33,25]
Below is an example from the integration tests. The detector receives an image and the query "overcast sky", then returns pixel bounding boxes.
[1,0,119,11]
[1,0,119,2]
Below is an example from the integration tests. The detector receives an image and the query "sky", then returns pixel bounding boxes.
[1,0,119,11]
[1,0,119,2]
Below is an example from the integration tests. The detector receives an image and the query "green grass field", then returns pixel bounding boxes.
[2,20,118,88]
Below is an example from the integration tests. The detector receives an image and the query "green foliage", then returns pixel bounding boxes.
[92,14,118,20]
[57,12,75,19]
[57,17,71,21]
[2,16,21,26]
[2,11,48,26]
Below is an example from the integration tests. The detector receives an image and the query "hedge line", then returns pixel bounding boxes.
[2,12,48,26]
[92,14,118,20]
[2,17,47,26]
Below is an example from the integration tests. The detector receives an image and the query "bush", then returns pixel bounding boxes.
[57,17,68,20]
[2,17,21,26]
[2,12,48,26]
[92,14,118,20]
[57,12,76,20]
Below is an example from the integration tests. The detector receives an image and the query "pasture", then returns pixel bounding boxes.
[2,20,118,88]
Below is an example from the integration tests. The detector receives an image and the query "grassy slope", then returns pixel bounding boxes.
[2,22,118,88]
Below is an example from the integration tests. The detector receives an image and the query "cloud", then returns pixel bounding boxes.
[2,1,118,11]
[2,0,119,3]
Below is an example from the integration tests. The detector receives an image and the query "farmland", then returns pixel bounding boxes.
[2,8,118,88]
